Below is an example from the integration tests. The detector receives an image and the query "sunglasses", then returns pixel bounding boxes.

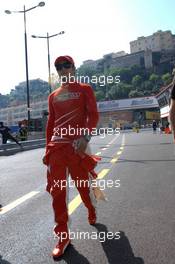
[55,62,73,71]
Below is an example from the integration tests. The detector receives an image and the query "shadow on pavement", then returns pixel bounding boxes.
[0,256,12,264]
[94,223,144,264]
[118,158,175,163]
[97,156,175,165]
[124,142,172,147]
[94,143,121,147]
[53,244,90,264]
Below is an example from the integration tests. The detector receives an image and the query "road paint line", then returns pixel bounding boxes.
[1,134,125,216]
[111,157,119,163]
[122,134,125,145]
[110,135,125,163]
[66,135,124,215]
[68,194,81,215]
[68,168,109,215]
[109,134,120,145]
[95,151,101,155]
[46,136,122,216]
[0,191,40,215]
[97,168,110,179]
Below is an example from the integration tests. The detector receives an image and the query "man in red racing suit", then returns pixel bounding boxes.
[43,55,99,258]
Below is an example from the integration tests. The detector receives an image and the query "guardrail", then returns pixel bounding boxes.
[0,138,46,156]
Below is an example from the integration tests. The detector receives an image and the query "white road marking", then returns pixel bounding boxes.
[110,134,125,163]
[0,134,125,215]
[95,151,101,155]
[111,157,119,163]
[0,191,40,215]
[122,134,125,145]
[108,134,120,145]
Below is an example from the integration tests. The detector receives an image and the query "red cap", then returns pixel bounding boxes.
[54,55,74,66]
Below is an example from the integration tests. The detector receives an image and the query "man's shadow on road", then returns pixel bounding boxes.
[94,223,144,264]
[53,244,90,264]
[53,223,144,264]
[0,255,12,264]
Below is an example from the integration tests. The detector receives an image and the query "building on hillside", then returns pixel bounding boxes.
[82,51,128,69]
[109,51,147,69]
[82,59,102,69]
[130,30,175,53]
[112,51,127,58]
[82,50,153,70]
[81,31,175,71]
[82,49,175,73]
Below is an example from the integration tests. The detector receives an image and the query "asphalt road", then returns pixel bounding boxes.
[0,131,175,264]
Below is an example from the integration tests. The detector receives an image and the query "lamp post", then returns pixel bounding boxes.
[5,2,45,129]
[31,31,65,93]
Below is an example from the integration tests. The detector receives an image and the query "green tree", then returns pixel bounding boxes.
[108,83,132,100]
[132,75,142,89]
[128,90,144,98]
[95,90,105,101]
[76,66,97,79]
[142,80,153,91]
[149,73,159,83]
[161,73,172,85]
[118,68,132,83]
[149,73,160,93]
[130,65,144,76]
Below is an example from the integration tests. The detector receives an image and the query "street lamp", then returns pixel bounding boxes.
[31,31,65,93]
[5,2,45,129]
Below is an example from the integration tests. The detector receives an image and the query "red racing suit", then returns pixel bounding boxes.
[45,81,99,239]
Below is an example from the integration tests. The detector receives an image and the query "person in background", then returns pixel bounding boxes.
[0,122,22,148]
[152,120,157,133]
[18,123,28,141]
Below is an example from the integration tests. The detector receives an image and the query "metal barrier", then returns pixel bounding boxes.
[0,139,46,156]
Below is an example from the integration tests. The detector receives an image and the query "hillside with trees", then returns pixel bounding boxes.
[0,65,173,108]
[77,64,173,101]
[0,79,50,108]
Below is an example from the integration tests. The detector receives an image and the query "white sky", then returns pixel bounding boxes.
[0,0,174,95]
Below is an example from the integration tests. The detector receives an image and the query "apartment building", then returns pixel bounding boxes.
[0,100,48,127]
[0,96,159,130]
[130,30,175,53]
